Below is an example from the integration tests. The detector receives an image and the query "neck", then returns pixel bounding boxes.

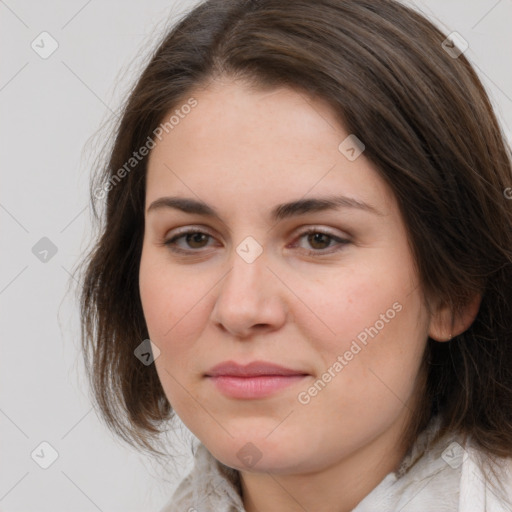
[240,412,412,512]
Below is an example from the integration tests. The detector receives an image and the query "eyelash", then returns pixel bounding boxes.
[162,227,350,257]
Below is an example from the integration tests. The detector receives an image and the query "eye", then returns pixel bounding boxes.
[292,228,350,255]
[163,229,216,253]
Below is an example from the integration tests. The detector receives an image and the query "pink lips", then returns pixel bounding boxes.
[205,360,309,399]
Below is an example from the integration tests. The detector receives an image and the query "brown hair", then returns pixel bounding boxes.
[79,0,512,487]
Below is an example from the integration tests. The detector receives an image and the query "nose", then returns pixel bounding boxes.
[210,245,288,339]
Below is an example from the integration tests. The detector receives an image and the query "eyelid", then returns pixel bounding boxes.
[165,224,216,238]
[290,225,349,239]
[288,226,351,252]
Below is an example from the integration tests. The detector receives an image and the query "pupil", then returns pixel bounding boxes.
[188,233,207,248]
[309,233,328,249]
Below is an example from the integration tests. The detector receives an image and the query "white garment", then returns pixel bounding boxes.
[160,416,512,511]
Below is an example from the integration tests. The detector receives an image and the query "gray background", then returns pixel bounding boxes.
[1,1,511,511]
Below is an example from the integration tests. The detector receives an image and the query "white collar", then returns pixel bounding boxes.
[161,416,512,511]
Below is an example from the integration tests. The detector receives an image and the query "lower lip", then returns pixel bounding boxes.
[207,375,307,399]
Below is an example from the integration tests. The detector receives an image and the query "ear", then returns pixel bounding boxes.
[428,292,482,342]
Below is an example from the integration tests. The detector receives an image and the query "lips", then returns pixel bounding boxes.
[205,360,309,399]
[205,360,308,377]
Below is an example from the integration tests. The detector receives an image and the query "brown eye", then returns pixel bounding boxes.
[164,230,215,253]
[306,232,332,250]
[184,232,210,249]
[293,228,350,256]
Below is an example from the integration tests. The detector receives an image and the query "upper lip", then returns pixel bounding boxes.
[205,360,308,377]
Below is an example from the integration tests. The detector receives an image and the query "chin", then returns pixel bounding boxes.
[207,436,309,474]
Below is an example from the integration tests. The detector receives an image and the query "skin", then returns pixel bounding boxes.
[139,78,479,512]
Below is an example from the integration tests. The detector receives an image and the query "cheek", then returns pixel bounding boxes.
[139,250,197,339]
[297,283,426,444]
[307,264,408,351]
[139,255,207,406]
[308,260,427,396]
[139,252,217,379]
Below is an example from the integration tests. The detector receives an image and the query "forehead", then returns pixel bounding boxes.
[150,80,341,160]
[145,80,395,217]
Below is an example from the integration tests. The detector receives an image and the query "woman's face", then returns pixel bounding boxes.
[139,78,433,476]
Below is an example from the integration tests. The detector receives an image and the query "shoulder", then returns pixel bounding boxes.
[460,439,512,511]
[356,417,512,512]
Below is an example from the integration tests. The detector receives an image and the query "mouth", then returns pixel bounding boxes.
[205,360,309,399]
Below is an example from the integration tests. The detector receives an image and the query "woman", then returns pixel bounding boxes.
[79,0,512,510]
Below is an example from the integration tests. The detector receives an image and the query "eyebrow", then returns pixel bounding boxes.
[146,195,384,221]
